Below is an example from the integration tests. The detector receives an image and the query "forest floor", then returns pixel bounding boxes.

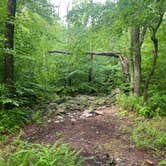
[21,95,164,166]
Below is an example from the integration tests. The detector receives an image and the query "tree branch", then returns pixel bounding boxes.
[154,12,164,33]
[48,50,120,58]
[140,26,147,47]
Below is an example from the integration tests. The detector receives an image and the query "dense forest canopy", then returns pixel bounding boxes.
[0,0,165,115]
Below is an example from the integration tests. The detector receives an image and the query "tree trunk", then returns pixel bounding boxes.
[88,54,94,82]
[4,0,16,93]
[119,55,129,82]
[130,27,141,96]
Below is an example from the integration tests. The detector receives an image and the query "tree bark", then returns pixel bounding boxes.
[88,54,94,82]
[119,55,129,82]
[130,27,141,96]
[4,0,16,93]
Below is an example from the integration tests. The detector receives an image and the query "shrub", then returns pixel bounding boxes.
[118,94,143,112]
[118,93,166,117]
[146,94,166,117]
[0,84,20,109]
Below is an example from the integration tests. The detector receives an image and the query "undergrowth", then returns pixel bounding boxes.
[118,93,166,157]
[133,118,166,155]
[158,159,166,166]
[0,108,43,137]
[0,108,30,135]
[0,138,84,166]
[118,93,166,117]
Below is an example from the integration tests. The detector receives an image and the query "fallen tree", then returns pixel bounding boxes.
[48,50,120,58]
[48,50,129,81]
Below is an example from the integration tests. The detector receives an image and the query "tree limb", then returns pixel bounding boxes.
[143,12,164,102]
[48,50,120,58]
[140,26,147,47]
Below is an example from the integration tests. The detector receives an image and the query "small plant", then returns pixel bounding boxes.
[146,94,166,117]
[0,108,30,134]
[117,93,166,117]
[132,118,166,154]
[0,139,84,166]
[0,84,20,109]
[118,94,143,112]
[158,159,166,166]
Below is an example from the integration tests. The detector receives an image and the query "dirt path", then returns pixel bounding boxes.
[22,104,161,166]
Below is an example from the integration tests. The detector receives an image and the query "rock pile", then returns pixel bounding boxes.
[46,94,116,117]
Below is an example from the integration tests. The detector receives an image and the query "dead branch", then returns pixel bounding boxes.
[48,50,120,58]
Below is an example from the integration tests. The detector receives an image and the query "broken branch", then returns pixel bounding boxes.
[48,50,120,58]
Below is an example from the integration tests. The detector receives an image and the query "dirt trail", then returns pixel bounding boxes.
[23,104,160,166]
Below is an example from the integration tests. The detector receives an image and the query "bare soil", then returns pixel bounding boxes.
[22,105,161,166]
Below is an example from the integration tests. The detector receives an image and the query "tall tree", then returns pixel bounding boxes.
[88,0,94,82]
[130,27,141,96]
[130,26,147,96]
[4,0,16,92]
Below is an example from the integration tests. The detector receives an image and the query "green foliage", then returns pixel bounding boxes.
[158,159,166,166]
[0,84,20,108]
[118,94,166,117]
[0,139,84,166]
[133,118,166,154]
[146,94,166,116]
[118,94,143,111]
[0,0,165,140]
[0,108,29,134]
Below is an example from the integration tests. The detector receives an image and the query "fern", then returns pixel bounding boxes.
[0,140,84,166]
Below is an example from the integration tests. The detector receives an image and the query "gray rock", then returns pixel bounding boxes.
[54,120,60,123]
[48,102,58,109]
[71,118,76,122]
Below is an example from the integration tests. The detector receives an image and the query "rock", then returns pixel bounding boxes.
[57,115,63,120]
[56,108,65,114]
[47,102,58,110]
[47,109,56,115]
[57,103,67,110]
[47,119,51,123]
[146,159,154,165]
[111,88,120,95]
[54,120,60,123]
[97,106,106,110]
[96,99,106,105]
[96,131,99,134]
[94,110,103,115]
[71,118,76,122]
[71,118,76,125]
[57,100,84,111]
[80,109,103,119]
[68,114,74,118]
[81,109,93,118]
